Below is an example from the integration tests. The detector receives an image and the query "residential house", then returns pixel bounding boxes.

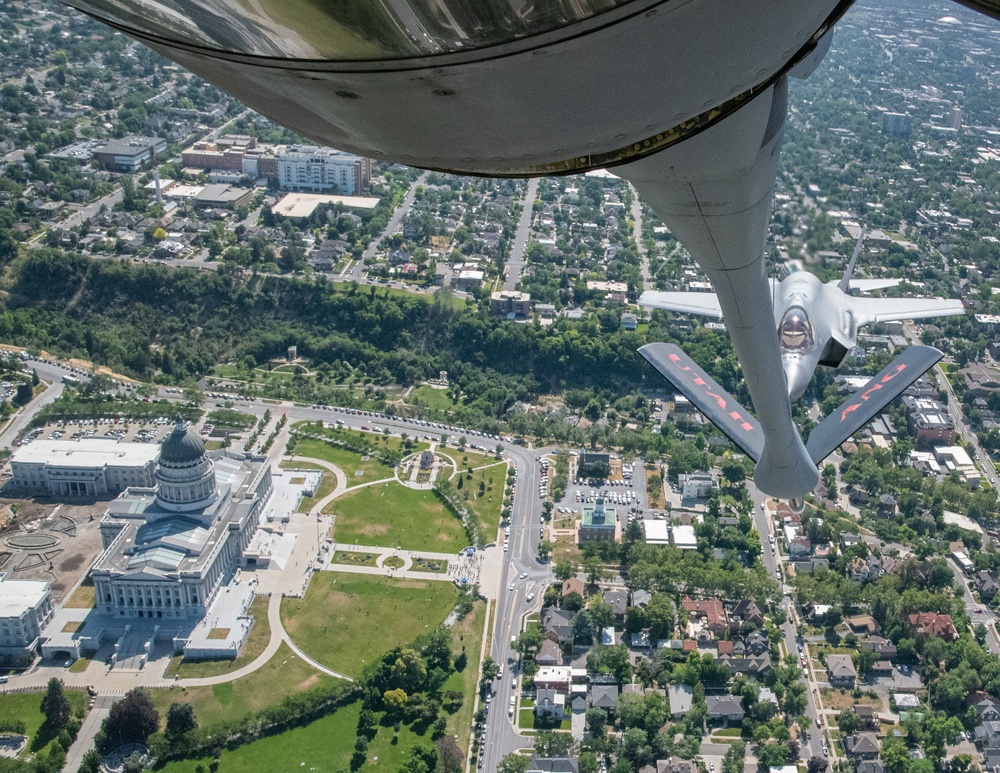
[536,689,566,720]
[846,615,880,635]
[590,684,619,712]
[969,692,1000,722]
[872,661,894,677]
[632,590,652,608]
[562,578,585,599]
[906,612,958,642]
[827,654,857,688]
[543,608,576,645]
[745,630,769,655]
[976,570,1000,600]
[706,695,745,723]
[790,537,812,558]
[861,637,897,659]
[849,556,871,582]
[722,655,772,678]
[844,732,882,760]
[681,597,728,636]
[974,720,1000,748]
[535,666,572,691]
[604,590,628,623]
[537,639,561,667]
[857,761,886,773]
[639,759,697,773]
[731,599,765,628]
[878,494,897,517]
[854,705,881,731]
[667,684,693,719]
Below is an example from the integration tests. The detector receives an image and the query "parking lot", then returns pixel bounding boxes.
[558,457,648,527]
[17,416,186,448]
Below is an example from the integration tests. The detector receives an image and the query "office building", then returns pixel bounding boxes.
[276,145,371,194]
[10,440,159,497]
[93,136,167,172]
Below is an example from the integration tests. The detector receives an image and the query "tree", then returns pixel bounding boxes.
[881,736,910,773]
[583,554,607,585]
[807,757,828,773]
[586,708,607,737]
[534,730,575,758]
[100,688,159,751]
[538,541,553,561]
[481,656,500,682]
[588,596,614,631]
[384,688,408,712]
[498,752,531,773]
[165,702,197,739]
[78,749,102,773]
[555,560,576,582]
[836,709,861,736]
[42,678,71,730]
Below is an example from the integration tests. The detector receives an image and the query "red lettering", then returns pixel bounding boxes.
[668,353,692,371]
[706,389,727,409]
[880,364,906,383]
[858,383,883,402]
[840,402,861,421]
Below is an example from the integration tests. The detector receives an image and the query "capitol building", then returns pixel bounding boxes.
[91,419,272,621]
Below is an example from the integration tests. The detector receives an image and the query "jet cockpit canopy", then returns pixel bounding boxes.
[778,306,815,353]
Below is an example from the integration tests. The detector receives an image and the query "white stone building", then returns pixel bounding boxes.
[681,471,717,499]
[0,576,53,658]
[10,439,158,497]
[91,420,272,623]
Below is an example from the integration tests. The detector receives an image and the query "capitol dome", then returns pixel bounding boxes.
[155,419,219,513]
[160,420,208,464]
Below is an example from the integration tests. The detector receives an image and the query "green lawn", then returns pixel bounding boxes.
[280,574,459,678]
[408,385,456,412]
[164,596,271,679]
[330,482,468,551]
[454,463,507,540]
[0,689,88,757]
[150,642,340,729]
[435,446,494,468]
[297,424,429,459]
[446,602,486,757]
[156,699,435,773]
[293,438,394,487]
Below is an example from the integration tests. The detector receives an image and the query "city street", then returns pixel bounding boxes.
[502,178,539,292]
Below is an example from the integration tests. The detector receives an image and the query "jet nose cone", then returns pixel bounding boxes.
[784,359,810,400]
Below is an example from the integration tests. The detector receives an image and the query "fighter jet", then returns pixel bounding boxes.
[639,231,965,400]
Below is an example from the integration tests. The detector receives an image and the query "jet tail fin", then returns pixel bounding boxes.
[805,345,943,464]
[837,225,867,293]
[639,343,763,461]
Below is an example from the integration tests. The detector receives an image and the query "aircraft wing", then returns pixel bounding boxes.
[848,296,965,326]
[638,291,723,319]
[848,278,901,292]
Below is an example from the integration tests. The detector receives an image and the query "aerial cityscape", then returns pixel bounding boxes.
[2,0,1000,773]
